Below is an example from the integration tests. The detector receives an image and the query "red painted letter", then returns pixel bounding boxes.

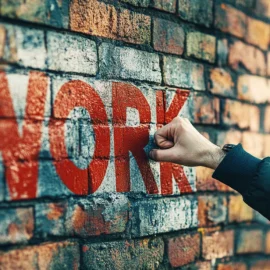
[0,71,48,200]
[113,82,158,194]
[156,90,193,195]
[49,80,110,195]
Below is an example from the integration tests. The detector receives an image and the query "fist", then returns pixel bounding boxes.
[149,117,225,169]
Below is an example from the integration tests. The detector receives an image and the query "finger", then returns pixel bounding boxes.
[149,148,174,162]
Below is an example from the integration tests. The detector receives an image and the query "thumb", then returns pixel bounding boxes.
[149,148,174,162]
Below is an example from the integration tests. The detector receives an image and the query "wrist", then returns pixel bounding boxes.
[203,145,226,170]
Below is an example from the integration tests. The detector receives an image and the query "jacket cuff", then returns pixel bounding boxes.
[212,144,261,194]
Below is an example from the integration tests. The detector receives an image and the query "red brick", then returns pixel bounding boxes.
[0,207,34,244]
[202,230,234,259]
[265,230,270,253]
[187,32,216,63]
[167,234,200,267]
[236,229,263,254]
[153,18,184,55]
[209,68,235,97]
[256,0,270,18]
[65,196,129,237]
[196,166,229,191]
[193,95,220,124]
[178,0,213,27]
[215,4,247,38]
[0,26,5,59]
[264,135,270,157]
[251,260,270,270]
[237,75,270,103]
[151,0,176,13]
[264,106,270,133]
[246,17,270,50]
[0,241,79,270]
[242,132,264,158]
[70,0,150,45]
[216,130,242,147]
[217,262,247,270]
[268,52,270,76]
[229,40,266,76]
[228,195,253,223]
[198,195,227,227]
[82,238,164,269]
[222,100,260,132]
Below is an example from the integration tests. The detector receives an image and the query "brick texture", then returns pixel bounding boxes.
[236,229,264,254]
[167,233,200,267]
[202,230,234,259]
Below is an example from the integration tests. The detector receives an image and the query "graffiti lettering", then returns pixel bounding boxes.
[0,72,193,200]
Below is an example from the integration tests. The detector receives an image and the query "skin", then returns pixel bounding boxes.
[149,117,226,170]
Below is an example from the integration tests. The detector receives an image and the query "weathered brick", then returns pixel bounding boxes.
[0,207,34,244]
[229,40,266,76]
[216,130,242,147]
[236,229,263,254]
[217,39,229,66]
[264,134,270,157]
[215,4,247,38]
[268,52,270,76]
[265,230,270,253]
[256,0,270,18]
[196,166,229,191]
[221,100,260,132]
[153,18,185,55]
[187,32,216,63]
[121,0,150,7]
[47,32,97,75]
[70,0,151,45]
[131,197,197,236]
[1,72,50,119]
[151,0,176,13]
[0,241,79,269]
[178,0,213,27]
[65,195,129,237]
[202,230,234,259]
[228,195,253,222]
[236,0,254,8]
[163,56,205,90]
[1,0,69,28]
[99,43,161,83]
[82,238,164,269]
[237,75,270,103]
[242,132,264,158]
[198,195,227,227]
[1,24,46,69]
[246,17,270,50]
[250,260,270,270]
[264,106,270,133]
[167,233,200,267]
[209,68,235,97]
[182,261,212,270]
[217,262,247,270]
[35,202,67,237]
[193,95,220,124]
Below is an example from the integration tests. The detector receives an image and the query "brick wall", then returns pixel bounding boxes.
[0,0,270,269]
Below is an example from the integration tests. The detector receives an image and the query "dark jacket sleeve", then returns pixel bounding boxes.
[212,143,270,220]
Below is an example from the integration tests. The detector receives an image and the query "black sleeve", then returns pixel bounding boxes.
[212,143,270,220]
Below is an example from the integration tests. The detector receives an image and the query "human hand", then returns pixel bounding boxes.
[149,117,225,170]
